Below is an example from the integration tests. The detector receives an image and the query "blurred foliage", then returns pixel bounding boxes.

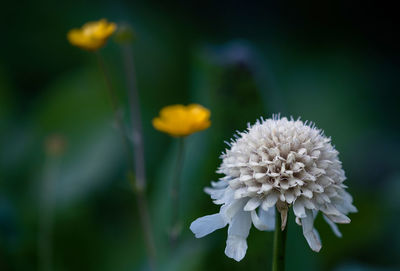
[1,1,400,271]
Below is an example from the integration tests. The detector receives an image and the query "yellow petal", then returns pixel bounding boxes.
[67,19,117,51]
[152,104,211,137]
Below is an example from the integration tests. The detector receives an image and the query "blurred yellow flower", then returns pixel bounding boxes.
[67,19,117,51]
[153,104,211,137]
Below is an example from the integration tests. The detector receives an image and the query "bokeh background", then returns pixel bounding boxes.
[1,1,399,270]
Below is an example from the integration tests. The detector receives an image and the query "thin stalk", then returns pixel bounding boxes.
[272,208,288,271]
[96,52,131,156]
[96,52,119,116]
[170,137,185,246]
[97,51,157,269]
[133,182,157,271]
[120,44,146,191]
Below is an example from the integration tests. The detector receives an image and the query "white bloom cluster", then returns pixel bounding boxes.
[190,116,357,261]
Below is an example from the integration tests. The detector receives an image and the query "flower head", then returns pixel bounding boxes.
[190,116,357,261]
[67,19,117,51]
[152,104,211,137]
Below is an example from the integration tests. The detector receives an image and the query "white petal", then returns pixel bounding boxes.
[308,228,322,251]
[293,199,306,218]
[320,193,331,203]
[240,175,253,182]
[248,186,260,192]
[254,173,266,179]
[311,183,324,193]
[228,210,252,237]
[286,152,296,163]
[213,187,234,205]
[225,210,252,261]
[285,191,295,204]
[303,198,315,209]
[228,178,241,189]
[323,215,342,238]
[251,207,275,231]
[225,235,248,262]
[321,203,342,216]
[190,213,227,238]
[302,189,313,198]
[326,214,350,224]
[211,179,229,188]
[303,229,322,252]
[301,209,322,252]
[221,198,246,222]
[244,197,262,211]
[251,210,268,231]
[261,193,278,209]
[347,203,358,213]
[259,183,273,193]
[234,187,248,199]
[259,207,275,230]
[219,176,232,181]
[280,181,290,190]
[204,187,225,200]
[331,196,357,214]
[298,148,307,155]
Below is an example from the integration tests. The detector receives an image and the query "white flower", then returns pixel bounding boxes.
[190,116,357,261]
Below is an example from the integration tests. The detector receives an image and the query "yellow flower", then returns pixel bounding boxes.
[67,19,117,51]
[153,104,211,137]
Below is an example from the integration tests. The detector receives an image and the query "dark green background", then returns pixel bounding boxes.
[1,1,399,270]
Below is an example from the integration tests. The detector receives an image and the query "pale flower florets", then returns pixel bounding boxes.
[190,116,357,261]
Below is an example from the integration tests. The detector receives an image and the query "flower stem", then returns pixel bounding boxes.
[132,178,157,271]
[120,44,157,269]
[170,137,185,247]
[96,52,129,144]
[96,51,157,270]
[120,44,146,190]
[272,208,288,271]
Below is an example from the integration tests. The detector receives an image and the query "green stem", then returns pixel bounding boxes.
[272,208,288,271]
[120,45,157,270]
[96,52,157,270]
[96,53,119,116]
[134,184,157,271]
[170,137,185,246]
[120,44,146,190]
[96,52,131,154]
